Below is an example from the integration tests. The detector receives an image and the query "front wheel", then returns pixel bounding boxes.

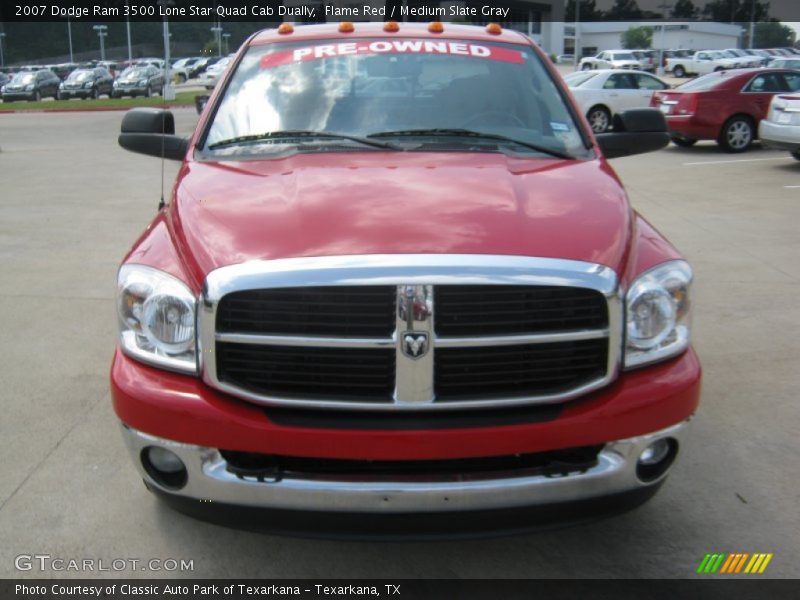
[145,85,152,98]
[581,63,592,71]
[670,136,697,148]
[718,116,754,153]
[673,65,686,78]
[792,150,800,161]
[587,106,611,134]
[33,90,41,102]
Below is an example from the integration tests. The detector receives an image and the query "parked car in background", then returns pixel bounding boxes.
[565,69,670,133]
[97,61,120,78]
[721,49,761,68]
[0,72,9,90]
[188,56,218,78]
[651,68,800,152]
[1,69,60,102]
[759,93,800,160]
[171,57,200,82]
[199,54,234,89]
[770,58,800,70]
[58,67,114,100]
[50,63,79,81]
[666,50,740,78]
[580,50,642,71]
[112,65,165,98]
[632,50,657,73]
[556,53,574,64]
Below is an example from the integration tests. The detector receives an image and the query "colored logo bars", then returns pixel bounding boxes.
[697,553,773,574]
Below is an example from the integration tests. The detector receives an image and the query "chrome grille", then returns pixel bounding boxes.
[201,255,622,411]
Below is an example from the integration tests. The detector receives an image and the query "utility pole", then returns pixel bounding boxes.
[222,33,231,55]
[93,25,108,61]
[748,0,756,49]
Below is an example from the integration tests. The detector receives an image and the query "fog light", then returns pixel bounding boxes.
[635,438,677,482]
[141,446,187,489]
[148,447,184,472]
[639,439,671,465]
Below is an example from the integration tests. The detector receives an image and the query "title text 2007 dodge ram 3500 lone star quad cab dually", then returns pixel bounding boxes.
[111,22,701,537]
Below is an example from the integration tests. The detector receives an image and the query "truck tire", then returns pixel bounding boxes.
[673,65,686,78]
[714,66,725,72]
[587,106,611,134]
[671,136,697,148]
[718,116,754,153]
[581,63,592,71]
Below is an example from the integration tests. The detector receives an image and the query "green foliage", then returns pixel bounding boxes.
[702,0,769,22]
[672,0,699,19]
[565,0,602,22]
[621,26,654,50]
[0,91,196,112]
[753,22,796,48]
[607,0,644,20]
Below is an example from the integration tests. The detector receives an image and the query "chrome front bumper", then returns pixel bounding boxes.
[121,419,691,514]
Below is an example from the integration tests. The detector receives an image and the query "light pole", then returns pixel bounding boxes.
[573,0,581,71]
[210,24,223,57]
[67,18,74,63]
[657,3,672,76]
[126,12,133,61]
[93,25,108,61]
[158,0,175,100]
[222,33,231,55]
[0,33,6,68]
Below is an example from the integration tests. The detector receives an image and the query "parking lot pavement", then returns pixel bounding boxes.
[0,110,798,579]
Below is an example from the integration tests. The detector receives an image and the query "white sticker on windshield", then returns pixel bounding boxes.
[550,121,570,132]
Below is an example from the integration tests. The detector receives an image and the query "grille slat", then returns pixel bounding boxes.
[435,339,608,401]
[435,285,607,336]
[217,343,395,402]
[217,286,396,337]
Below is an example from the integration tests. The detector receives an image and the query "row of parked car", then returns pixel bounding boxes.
[579,47,800,76]
[0,54,230,102]
[565,66,800,155]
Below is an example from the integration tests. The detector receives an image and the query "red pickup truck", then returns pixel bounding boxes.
[112,22,700,537]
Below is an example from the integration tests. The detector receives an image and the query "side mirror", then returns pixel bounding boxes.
[195,94,210,115]
[118,108,189,161]
[596,109,669,159]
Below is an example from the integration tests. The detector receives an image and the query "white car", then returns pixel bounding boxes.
[565,69,671,133]
[200,55,234,90]
[580,50,642,71]
[759,92,800,160]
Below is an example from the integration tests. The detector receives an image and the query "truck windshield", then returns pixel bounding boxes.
[204,39,589,159]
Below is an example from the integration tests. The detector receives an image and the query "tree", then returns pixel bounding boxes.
[702,0,770,23]
[753,22,796,48]
[606,0,643,20]
[565,0,602,22]
[621,26,654,49]
[671,0,699,19]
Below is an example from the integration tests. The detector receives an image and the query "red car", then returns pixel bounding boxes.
[112,22,700,537]
[652,68,800,152]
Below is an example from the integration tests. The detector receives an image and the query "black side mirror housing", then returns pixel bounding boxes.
[195,94,210,115]
[596,109,670,159]
[118,108,189,161]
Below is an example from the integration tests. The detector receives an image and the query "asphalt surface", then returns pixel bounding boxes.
[0,109,798,579]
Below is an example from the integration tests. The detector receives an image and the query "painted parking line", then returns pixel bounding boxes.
[784,185,800,189]
[683,157,794,166]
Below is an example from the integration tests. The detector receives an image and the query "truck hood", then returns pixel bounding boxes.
[173,152,632,279]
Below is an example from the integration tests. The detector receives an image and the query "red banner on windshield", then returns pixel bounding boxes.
[260,40,525,69]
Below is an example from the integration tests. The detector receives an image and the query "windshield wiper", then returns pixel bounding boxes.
[367,128,575,160]
[208,130,402,151]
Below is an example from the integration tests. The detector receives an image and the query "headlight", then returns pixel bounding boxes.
[84,81,94,88]
[139,79,148,86]
[117,265,197,374]
[25,84,35,91]
[625,260,692,369]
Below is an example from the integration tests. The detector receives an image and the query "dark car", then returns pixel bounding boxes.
[112,65,165,98]
[652,68,800,152]
[1,69,60,102]
[58,68,114,100]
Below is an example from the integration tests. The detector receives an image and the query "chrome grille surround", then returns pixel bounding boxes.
[199,254,622,411]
